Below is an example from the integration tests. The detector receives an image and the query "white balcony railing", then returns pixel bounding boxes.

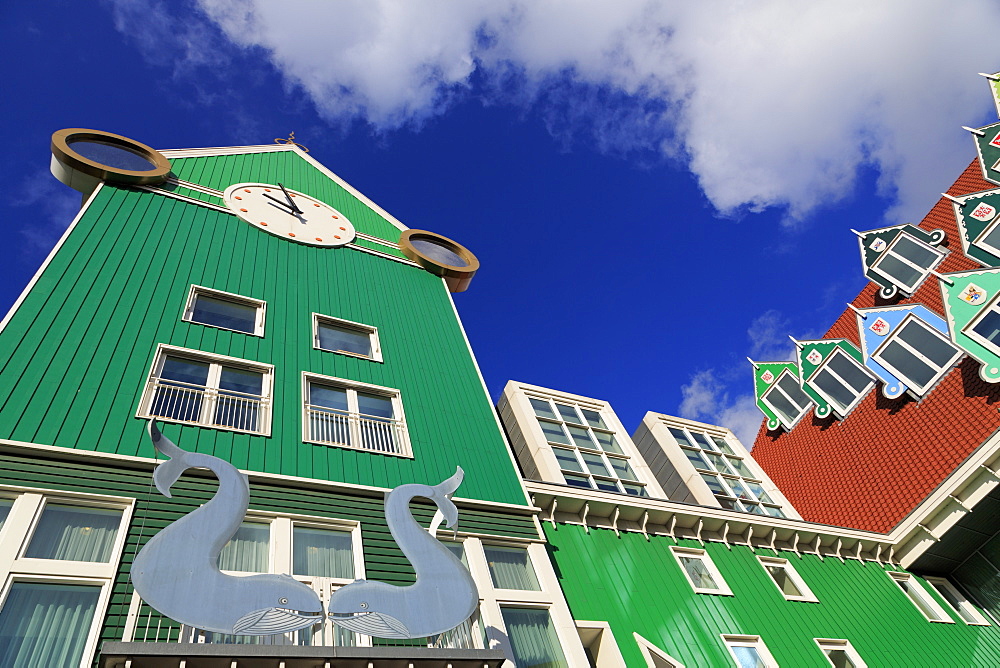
[122,591,486,650]
[306,405,407,455]
[144,379,268,434]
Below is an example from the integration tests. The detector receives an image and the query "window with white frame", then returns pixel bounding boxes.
[529,396,647,496]
[138,345,273,435]
[871,315,961,395]
[722,635,778,668]
[183,285,265,336]
[758,556,818,602]
[302,373,410,456]
[760,370,813,429]
[887,572,952,623]
[870,232,944,294]
[964,291,1000,355]
[808,349,875,418]
[924,576,991,625]
[313,314,382,362]
[815,638,867,668]
[483,544,541,591]
[0,490,132,668]
[128,513,364,647]
[670,546,732,596]
[634,633,685,668]
[973,216,1000,258]
[667,426,785,517]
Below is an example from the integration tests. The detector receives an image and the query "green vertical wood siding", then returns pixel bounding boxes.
[168,151,402,243]
[0,449,538,658]
[0,185,525,505]
[545,524,1000,667]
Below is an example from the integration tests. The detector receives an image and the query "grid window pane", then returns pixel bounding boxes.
[700,474,728,496]
[0,499,11,532]
[678,556,717,589]
[219,521,270,572]
[762,385,800,424]
[668,427,693,447]
[776,373,811,407]
[827,353,871,393]
[317,322,372,357]
[555,403,583,424]
[706,452,735,475]
[501,607,569,668]
[691,432,715,450]
[580,452,611,477]
[594,479,621,493]
[537,419,571,445]
[0,582,101,668]
[192,295,257,333]
[814,368,858,410]
[876,253,922,289]
[161,357,210,386]
[357,392,393,419]
[899,320,957,366]
[622,482,647,496]
[971,308,1000,344]
[293,526,354,578]
[683,448,710,469]
[580,409,606,429]
[727,457,754,478]
[711,437,736,455]
[25,505,121,562]
[609,457,637,481]
[763,505,786,518]
[310,384,349,411]
[746,482,773,504]
[592,430,623,454]
[553,447,583,473]
[895,234,938,266]
[563,474,592,489]
[529,398,557,420]
[484,545,540,591]
[567,425,597,450]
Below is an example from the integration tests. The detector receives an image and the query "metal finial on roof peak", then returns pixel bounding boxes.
[788,335,802,348]
[275,131,309,152]
[846,303,866,319]
[979,72,1000,81]
[962,126,986,137]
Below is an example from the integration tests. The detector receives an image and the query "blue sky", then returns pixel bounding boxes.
[2,0,999,444]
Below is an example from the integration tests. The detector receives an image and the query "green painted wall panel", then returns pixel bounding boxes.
[168,151,403,243]
[0,186,525,505]
[544,524,1000,667]
[0,449,537,659]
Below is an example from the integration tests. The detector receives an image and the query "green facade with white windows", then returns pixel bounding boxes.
[545,524,1000,667]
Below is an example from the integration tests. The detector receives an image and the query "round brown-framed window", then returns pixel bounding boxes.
[399,230,480,293]
[51,128,171,185]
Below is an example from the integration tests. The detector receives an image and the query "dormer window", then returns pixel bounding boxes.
[871,315,961,396]
[869,233,944,295]
[760,370,812,429]
[808,349,875,418]
[964,291,1000,355]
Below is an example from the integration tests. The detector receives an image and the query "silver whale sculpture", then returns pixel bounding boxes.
[327,467,479,639]
[131,421,324,635]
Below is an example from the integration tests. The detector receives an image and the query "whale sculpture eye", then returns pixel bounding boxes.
[360,602,368,609]
[279,597,288,605]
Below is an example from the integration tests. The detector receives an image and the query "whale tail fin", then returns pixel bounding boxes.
[148,420,193,498]
[427,467,464,530]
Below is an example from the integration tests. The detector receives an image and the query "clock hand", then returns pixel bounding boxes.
[277,182,303,214]
[261,192,300,214]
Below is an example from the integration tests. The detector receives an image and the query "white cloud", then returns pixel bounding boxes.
[112,0,1000,221]
[678,369,762,447]
[747,310,794,362]
[13,170,81,258]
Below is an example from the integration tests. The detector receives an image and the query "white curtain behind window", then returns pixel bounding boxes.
[24,505,121,562]
[0,582,100,668]
[501,607,569,668]
[293,526,353,578]
[218,522,270,572]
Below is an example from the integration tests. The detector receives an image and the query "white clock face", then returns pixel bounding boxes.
[223,183,357,248]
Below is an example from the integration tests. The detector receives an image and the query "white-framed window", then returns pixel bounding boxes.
[125,512,365,647]
[302,372,410,456]
[670,546,732,596]
[963,291,1000,355]
[924,576,991,626]
[529,396,647,496]
[815,638,867,668]
[721,635,778,668]
[483,543,541,592]
[138,344,273,435]
[869,232,944,295]
[667,426,785,518]
[871,315,961,395]
[183,285,265,336]
[807,349,875,418]
[634,632,685,668]
[973,215,1000,257]
[313,313,382,362]
[887,572,952,623]
[575,621,628,668]
[760,369,813,430]
[0,488,133,668]
[757,556,818,602]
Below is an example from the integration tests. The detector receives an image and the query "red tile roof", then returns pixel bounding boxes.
[752,160,1000,533]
